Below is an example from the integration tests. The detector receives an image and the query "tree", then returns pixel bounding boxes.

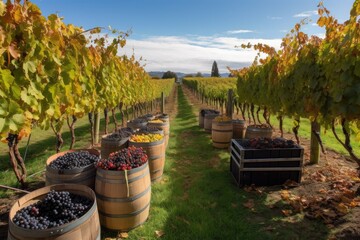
[162,71,178,81]
[211,61,220,77]
[195,72,203,77]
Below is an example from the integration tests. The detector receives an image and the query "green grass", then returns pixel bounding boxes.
[0,113,122,197]
[102,86,329,240]
[269,116,360,157]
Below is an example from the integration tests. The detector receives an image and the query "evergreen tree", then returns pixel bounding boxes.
[211,61,220,77]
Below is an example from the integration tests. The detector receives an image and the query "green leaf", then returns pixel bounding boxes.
[21,89,31,104]
[0,69,14,91]
[8,101,21,115]
[9,120,18,132]
[12,114,25,125]
[0,118,5,132]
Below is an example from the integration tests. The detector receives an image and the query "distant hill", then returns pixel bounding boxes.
[148,71,229,78]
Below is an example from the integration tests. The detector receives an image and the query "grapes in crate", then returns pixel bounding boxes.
[242,137,296,149]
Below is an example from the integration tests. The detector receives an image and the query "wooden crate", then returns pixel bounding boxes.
[230,139,304,186]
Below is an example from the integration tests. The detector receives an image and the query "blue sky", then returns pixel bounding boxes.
[32,0,355,73]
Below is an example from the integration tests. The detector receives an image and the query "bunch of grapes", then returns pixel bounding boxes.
[12,190,92,230]
[96,146,148,171]
[248,124,272,129]
[138,126,163,134]
[242,137,296,149]
[129,118,147,124]
[148,119,164,123]
[213,115,232,122]
[200,109,219,117]
[49,151,99,170]
[130,133,163,143]
[104,127,133,141]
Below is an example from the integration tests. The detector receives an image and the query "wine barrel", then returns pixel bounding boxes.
[129,138,165,182]
[147,121,170,148]
[95,162,151,231]
[232,120,246,139]
[245,125,273,139]
[45,149,99,189]
[101,134,129,160]
[127,119,147,131]
[138,126,164,136]
[139,114,155,121]
[212,121,233,148]
[198,113,204,128]
[204,113,219,133]
[8,184,100,240]
[156,113,169,123]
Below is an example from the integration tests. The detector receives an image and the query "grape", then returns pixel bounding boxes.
[49,151,99,170]
[12,190,93,230]
[104,127,133,141]
[200,109,219,117]
[130,133,163,143]
[96,146,148,171]
[242,137,296,149]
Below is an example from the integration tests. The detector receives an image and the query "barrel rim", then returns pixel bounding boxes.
[232,119,246,124]
[8,184,97,238]
[246,126,273,132]
[46,149,99,174]
[96,161,148,176]
[129,137,164,146]
[101,134,130,144]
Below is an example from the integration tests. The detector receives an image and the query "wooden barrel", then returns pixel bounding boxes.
[245,125,273,139]
[95,162,151,231]
[147,121,170,148]
[233,120,246,139]
[129,138,165,182]
[8,184,100,240]
[212,121,233,148]
[198,111,204,128]
[156,113,169,123]
[127,119,147,131]
[45,149,99,189]
[101,134,129,159]
[138,126,164,135]
[204,113,219,133]
[139,114,155,121]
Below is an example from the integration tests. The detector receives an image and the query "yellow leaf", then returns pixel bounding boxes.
[335,203,349,214]
[118,232,129,239]
[155,230,165,238]
[280,190,290,201]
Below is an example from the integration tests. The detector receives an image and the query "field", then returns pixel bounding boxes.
[1,85,359,239]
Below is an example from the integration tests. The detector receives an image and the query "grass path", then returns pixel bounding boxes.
[102,86,329,240]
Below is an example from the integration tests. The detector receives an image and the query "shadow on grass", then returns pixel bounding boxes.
[158,86,330,240]
[0,113,125,192]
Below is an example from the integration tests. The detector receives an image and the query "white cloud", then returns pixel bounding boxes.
[227,29,254,34]
[293,10,318,18]
[118,35,282,73]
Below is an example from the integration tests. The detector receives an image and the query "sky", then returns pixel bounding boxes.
[31,0,355,74]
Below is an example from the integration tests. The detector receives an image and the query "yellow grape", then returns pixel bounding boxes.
[130,133,163,143]
[214,115,232,122]
[148,119,164,123]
